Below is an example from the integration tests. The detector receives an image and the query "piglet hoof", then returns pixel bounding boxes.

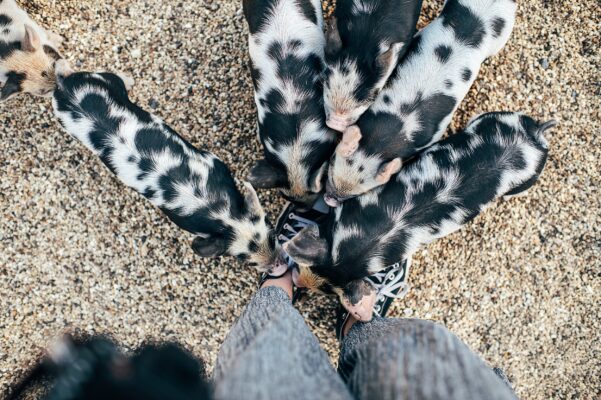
[116,72,135,91]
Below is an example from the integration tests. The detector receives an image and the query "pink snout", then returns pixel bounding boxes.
[341,290,378,322]
[323,193,340,208]
[326,113,353,132]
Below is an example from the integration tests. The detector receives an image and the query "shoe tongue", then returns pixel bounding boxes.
[312,197,330,214]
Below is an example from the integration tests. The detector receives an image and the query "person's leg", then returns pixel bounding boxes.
[213,272,351,400]
[339,317,517,400]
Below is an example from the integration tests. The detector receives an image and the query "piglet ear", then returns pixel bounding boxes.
[0,72,24,102]
[309,162,328,193]
[337,125,362,158]
[537,120,558,136]
[242,181,264,215]
[376,42,404,69]
[191,236,228,257]
[248,159,287,189]
[22,25,42,52]
[283,225,328,266]
[375,158,402,184]
[325,17,342,57]
[341,279,377,322]
[53,60,74,91]
[55,59,74,78]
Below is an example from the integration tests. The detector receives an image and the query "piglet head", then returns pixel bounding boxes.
[283,225,337,294]
[1,25,62,101]
[283,225,377,321]
[248,159,329,209]
[323,17,406,132]
[325,125,402,207]
[197,182,286,273]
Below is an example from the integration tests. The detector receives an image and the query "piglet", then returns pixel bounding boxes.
[323,0,423,131]
[0,0,63,101]
[52,61,286,272]
[285,112,556,321]
[325,0,517,206]
[243,0,337,207]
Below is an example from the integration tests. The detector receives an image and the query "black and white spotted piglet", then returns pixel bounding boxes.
[243,0,337,207]
[323,0,423,131]
[325,0,517,206]
[286,112,555,321]
[51,61,286,272]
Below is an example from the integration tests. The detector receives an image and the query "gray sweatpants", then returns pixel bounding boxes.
[213,287,516,400]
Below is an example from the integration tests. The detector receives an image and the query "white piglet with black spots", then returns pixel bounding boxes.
[243,0,337,207]
[51,62,286,272]
[325,0,518,206]
[287,112,555,321]
[323,0,423,131]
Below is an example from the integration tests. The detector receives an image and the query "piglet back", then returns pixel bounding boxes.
[52,72,242,236]
[331,112,552,277]
[419,112,551,210]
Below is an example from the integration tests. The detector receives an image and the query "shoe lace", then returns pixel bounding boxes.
[370,262,409,316]
[278,213,318,266]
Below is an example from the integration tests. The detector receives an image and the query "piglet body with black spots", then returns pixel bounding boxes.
[325,0,518,205]
[243,0,337,207]
[323,0,424,132]
[52,69,285,271]
[286,112,554,320]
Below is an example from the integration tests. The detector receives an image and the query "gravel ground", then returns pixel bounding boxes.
[1,0,599,398]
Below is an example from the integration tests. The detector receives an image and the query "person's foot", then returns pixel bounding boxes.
[275,199,330,301]
[335,259,411,341]
[260,269,294,299]
[259,198,330,301]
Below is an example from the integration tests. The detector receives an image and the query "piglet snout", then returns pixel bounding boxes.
[324,193,340,208]
[342,290,377,322]
[341,280,378,322]
[326,112,353,132]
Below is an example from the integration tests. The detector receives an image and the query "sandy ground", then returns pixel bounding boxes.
[0,0,599,398]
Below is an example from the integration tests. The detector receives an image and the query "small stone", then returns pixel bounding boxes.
[148,98,159,109]
[539,58,550,70]
[131,48,142,58]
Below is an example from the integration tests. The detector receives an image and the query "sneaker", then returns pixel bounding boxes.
[335,258,411,341]
[260,198,330,300]
[276,197,330,265]
[368,258,411,317]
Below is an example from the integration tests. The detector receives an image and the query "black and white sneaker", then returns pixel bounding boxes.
[260,198,330,296]
[335,258,411,341]
[368,259,411,317]
[272,198,330,301]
